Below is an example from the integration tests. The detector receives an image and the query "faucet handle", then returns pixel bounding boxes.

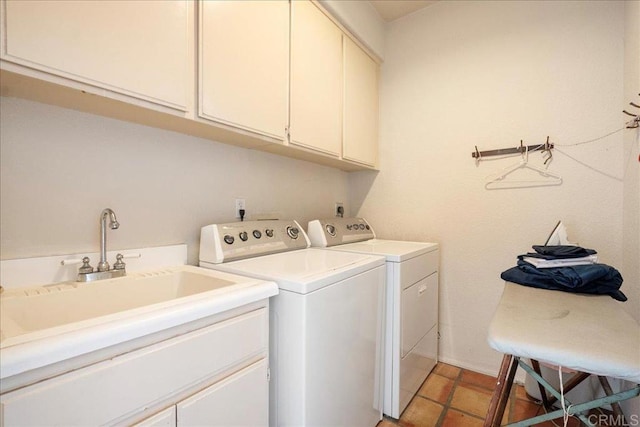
[78,257,94,274]
[113,253,126,271]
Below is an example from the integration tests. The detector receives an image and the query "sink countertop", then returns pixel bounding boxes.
[0,265,278,386]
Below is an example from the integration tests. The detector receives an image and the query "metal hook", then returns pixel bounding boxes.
[474,145,481,164]
[543,136,553,165]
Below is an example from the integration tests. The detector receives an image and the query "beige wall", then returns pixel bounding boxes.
[0,97,349,264]
[622,0,640,417]
[350,0,627,374]
[623,0,640,324]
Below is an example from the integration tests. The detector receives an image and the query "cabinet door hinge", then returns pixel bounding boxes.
[267,367,271,382]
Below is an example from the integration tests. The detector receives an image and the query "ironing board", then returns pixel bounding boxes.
[484,282,640,427]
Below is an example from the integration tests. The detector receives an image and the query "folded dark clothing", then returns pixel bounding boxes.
[501,260,626,301]
[530,245,597,260]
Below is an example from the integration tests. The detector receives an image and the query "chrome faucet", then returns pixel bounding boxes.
[77,208,126,282]
[98,208,119,272]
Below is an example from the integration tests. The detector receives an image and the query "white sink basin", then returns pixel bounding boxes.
[0,266,278,382]
[1,268,235,340]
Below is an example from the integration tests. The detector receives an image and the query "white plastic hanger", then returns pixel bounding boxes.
[485,146,562,189]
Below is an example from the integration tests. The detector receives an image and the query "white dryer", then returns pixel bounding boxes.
[199,220,386,427]
[308,217,439,419]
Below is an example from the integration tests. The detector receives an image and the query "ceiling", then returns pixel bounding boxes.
[370,0,439,22]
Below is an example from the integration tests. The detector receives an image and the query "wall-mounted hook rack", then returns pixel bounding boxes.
[623,94,640,129]
[472,138,554,159]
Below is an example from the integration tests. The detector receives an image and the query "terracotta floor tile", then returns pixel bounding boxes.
[500,399,512,425]
[460,369,497,391]
[509,398,541,423]
[418,373,455,404]
[449,384,493,418]
[382,363,550,427]
[398,396,444,427]
[440,409,484,427]
[514,384,538,402]
[433,363,461,380]
[376,418,398,427]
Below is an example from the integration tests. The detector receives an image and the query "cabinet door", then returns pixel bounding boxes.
[177,359,268,427]
[134,406,177,427]
[290,1,343,157]
[198,1,288,140]
[343,37,379,167]
[0,308,268,426]
[2,0,190,111]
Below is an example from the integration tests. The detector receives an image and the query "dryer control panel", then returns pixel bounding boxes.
[307,218,376,247]
[200,220,310,264]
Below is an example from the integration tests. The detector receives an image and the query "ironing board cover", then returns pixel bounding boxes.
[488,282,640,384]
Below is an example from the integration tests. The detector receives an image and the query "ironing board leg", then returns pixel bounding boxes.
[531,360,550,409]
[531,358,590,408]
[484,354,519,427]
[598,376,626,424]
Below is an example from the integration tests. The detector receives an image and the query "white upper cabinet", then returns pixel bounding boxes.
[198,1,289,141]
[289,1,343,157]
[343,37,379,167]
[1,0,378,171]
[1,0,191,111]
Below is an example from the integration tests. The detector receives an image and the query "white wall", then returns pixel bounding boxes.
[0,97,349,264]
[622,0,640,418]
[623,0,640,324]
[350,0,628,375]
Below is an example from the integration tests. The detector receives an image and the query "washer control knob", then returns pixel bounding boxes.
[265,229,274,238]
[286,226,299,240]
[223,234,235,245]
[353,223,359,230]
[239,231,248,241]
[325,224,336,236]
[253,230,262,239]
[359,224,365,230]
[346,224,353,230]
[365,225,370,230]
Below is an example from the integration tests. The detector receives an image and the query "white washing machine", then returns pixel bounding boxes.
[308,217,439,419]
[199,220,386,427]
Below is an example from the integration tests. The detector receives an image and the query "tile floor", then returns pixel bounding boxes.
[377,362,599,427]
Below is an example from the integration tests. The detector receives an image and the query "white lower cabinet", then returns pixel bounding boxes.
[0,306,269,426]
[135,406,177,427]
[177,359,268,426]
[135,359,268,427]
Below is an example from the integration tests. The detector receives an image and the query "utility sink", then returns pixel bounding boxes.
[0,265,278,382]
[1,267,238,341]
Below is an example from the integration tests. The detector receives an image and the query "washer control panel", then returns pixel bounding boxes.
[200,220,310,264]
[307,218,375,247]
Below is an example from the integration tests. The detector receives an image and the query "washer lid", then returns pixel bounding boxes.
[205,249,385,294]
[327,239,438,262]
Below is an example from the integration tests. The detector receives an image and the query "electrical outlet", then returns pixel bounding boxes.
[335,202,344,218]
[235,198,246,218]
